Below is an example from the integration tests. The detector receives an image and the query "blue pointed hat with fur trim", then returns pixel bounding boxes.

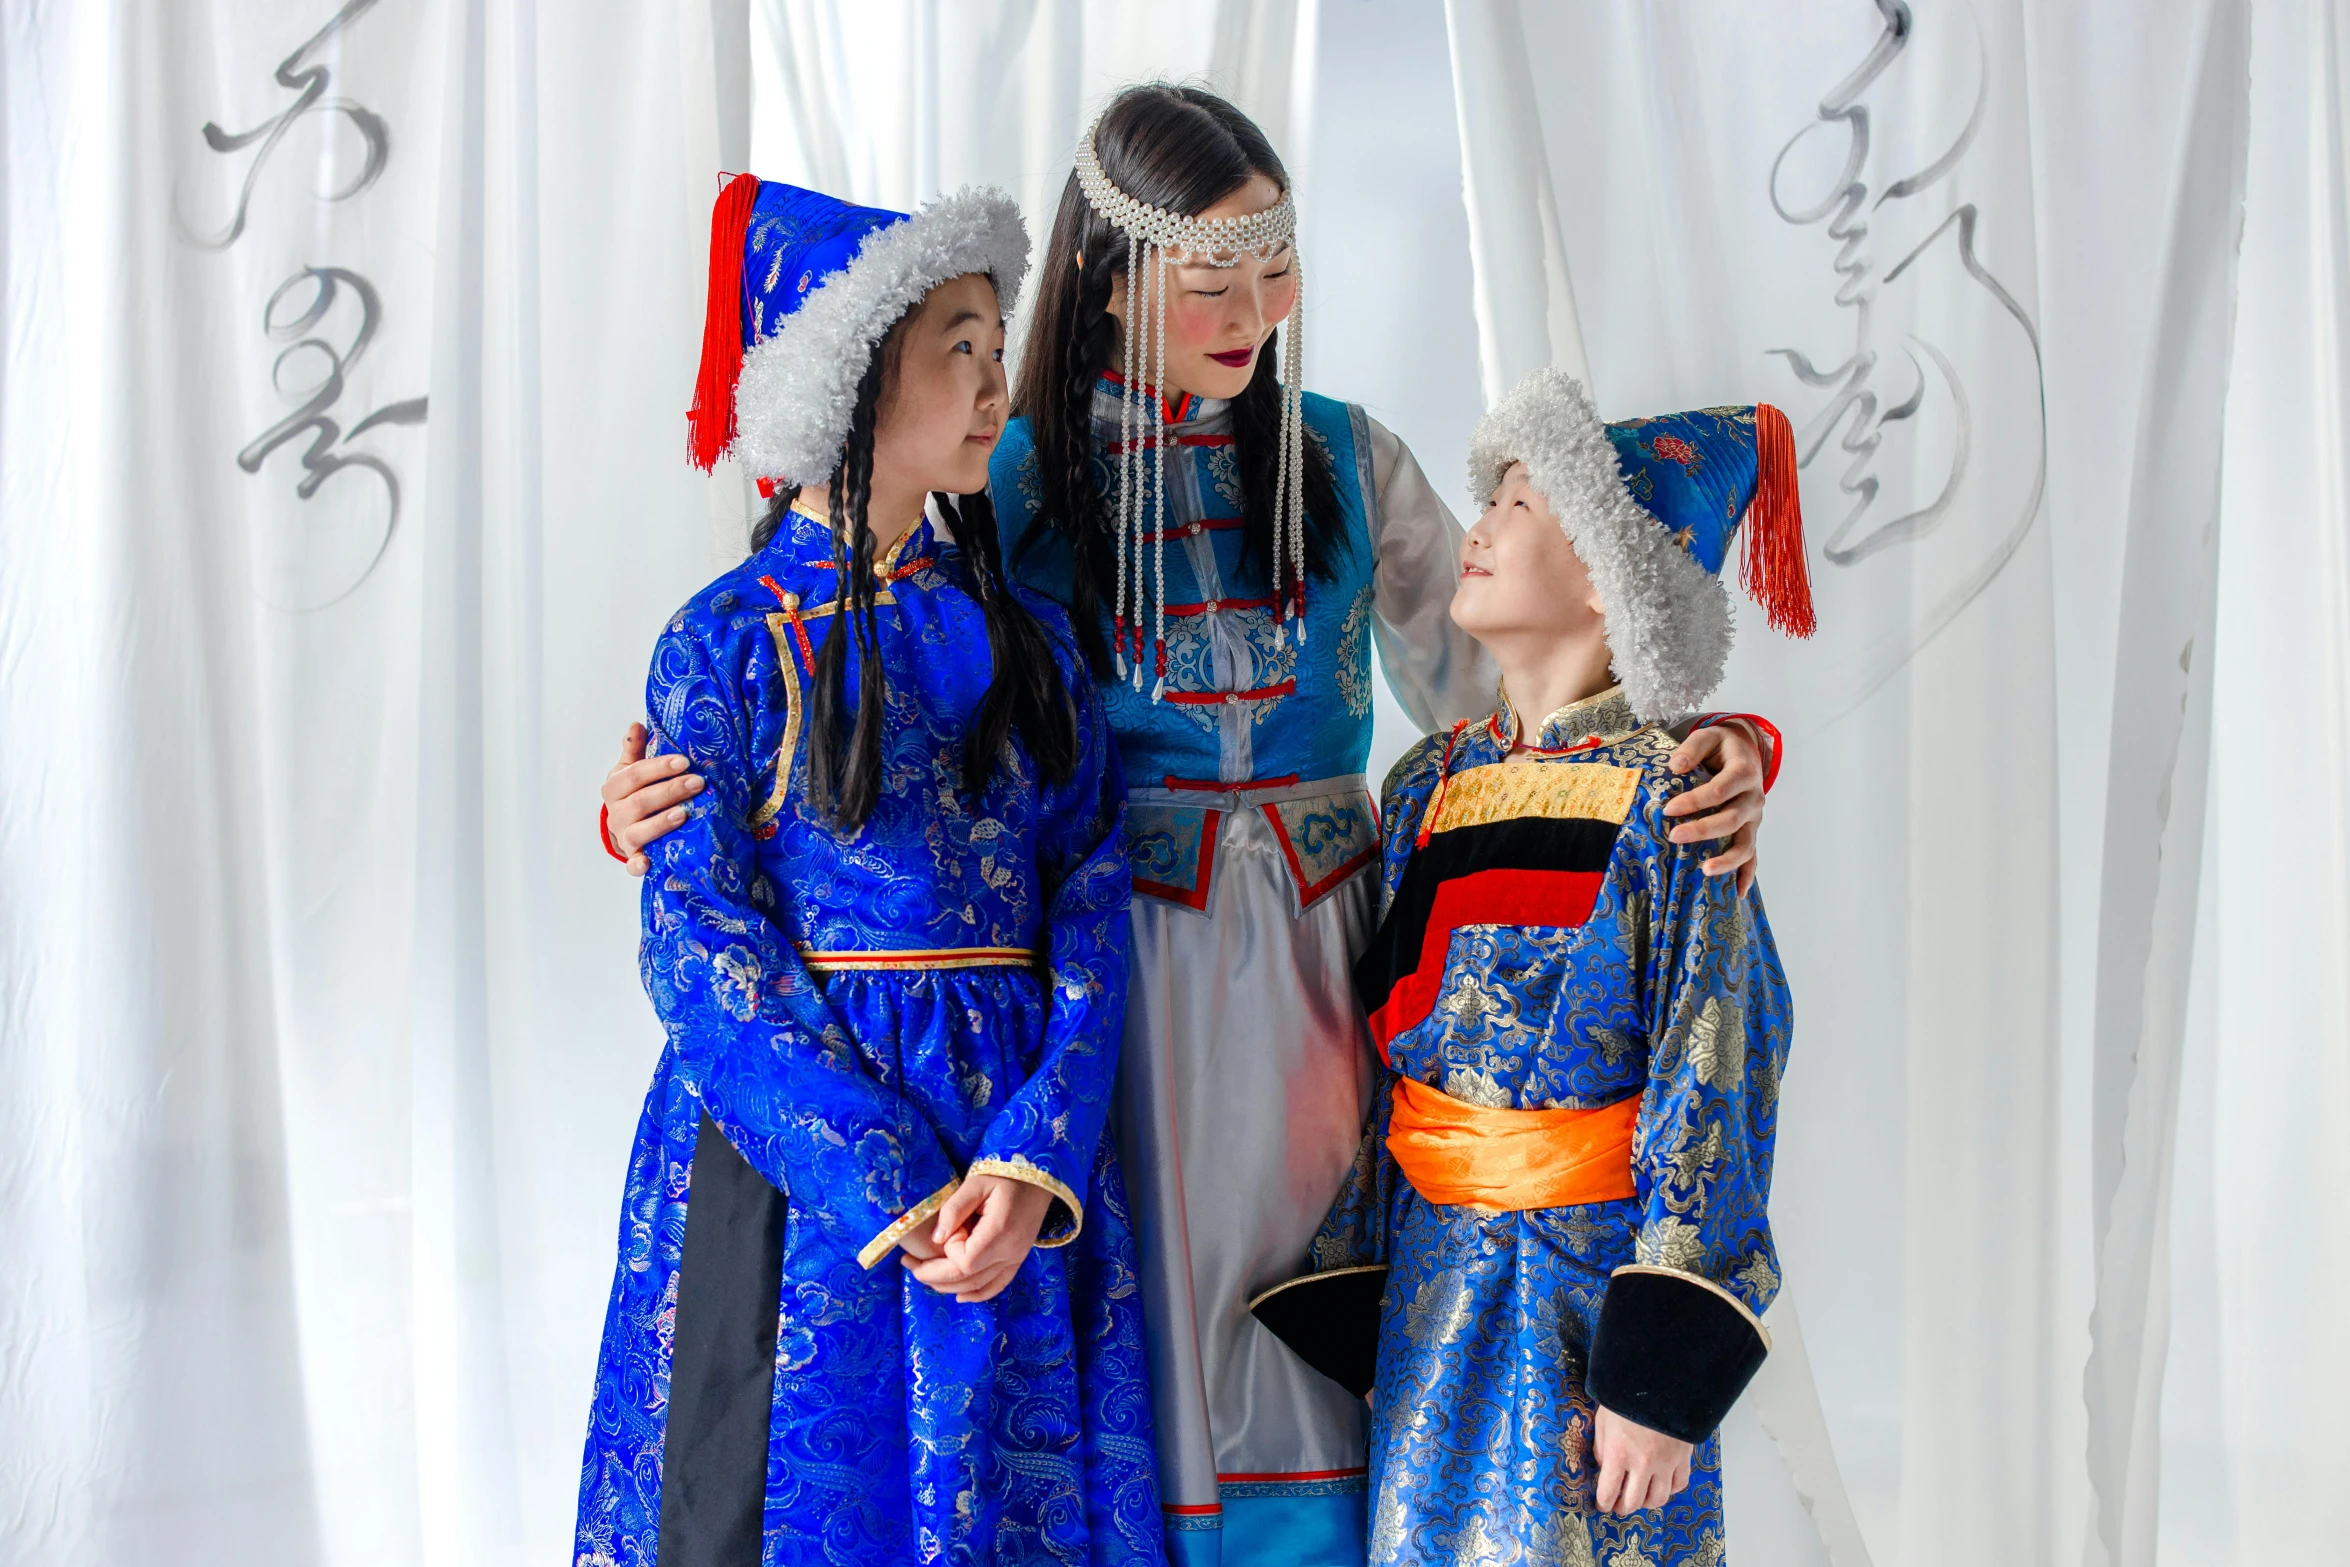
[1469,369,1814,723]
[686,175,1028,486]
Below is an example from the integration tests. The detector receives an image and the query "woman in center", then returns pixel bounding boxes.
[991,88,1765,1563]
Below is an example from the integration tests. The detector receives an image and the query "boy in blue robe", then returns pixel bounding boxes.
[1285,369,1812,1566]
[573,177,1163,1567]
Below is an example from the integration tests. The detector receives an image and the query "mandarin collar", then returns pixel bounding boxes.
[1492,683,1644,752]
[762,499,938,588]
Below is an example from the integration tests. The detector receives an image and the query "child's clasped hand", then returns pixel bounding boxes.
[901,1172,1056,1303]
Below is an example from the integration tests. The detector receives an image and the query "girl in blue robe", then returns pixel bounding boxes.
[572,179,1162,1567]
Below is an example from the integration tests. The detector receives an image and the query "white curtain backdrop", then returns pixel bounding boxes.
[1448,3,2350,1565]
[3,1,735,1561]
[3,3,2344,1566]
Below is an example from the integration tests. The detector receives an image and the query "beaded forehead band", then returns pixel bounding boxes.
[1075,123,1309,701]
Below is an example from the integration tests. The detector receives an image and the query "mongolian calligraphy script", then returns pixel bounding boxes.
[189,0,425,608]
[1766,0,2047,692]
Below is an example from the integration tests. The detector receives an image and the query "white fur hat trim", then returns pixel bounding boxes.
[1466,368,1732,724]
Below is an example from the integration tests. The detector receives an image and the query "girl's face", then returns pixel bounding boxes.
[1451,462,1607,644]
[872,272,1009,497]
[1108,171,1298,403]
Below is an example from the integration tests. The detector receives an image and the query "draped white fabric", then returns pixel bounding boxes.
[3,2,737,1561]
[1448,4,2350,1566]
[3,4,2345,1566]
[2172,0,2350,1557]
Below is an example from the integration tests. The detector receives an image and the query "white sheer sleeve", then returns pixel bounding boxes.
[1365,414,1499,730]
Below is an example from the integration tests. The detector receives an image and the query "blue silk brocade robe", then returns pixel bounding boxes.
[1313,686,1792,1567]
[573,505,1165,1566]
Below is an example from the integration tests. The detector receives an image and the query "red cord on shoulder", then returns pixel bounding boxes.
[1415,720,1473,851]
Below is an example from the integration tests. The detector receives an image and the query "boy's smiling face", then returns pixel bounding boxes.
[1452,461,1608,651]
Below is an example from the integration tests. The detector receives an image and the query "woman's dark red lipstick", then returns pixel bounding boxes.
[1208,347,1254,367]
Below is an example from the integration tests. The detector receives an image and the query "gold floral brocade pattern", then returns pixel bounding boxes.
[1429,761,1641,836]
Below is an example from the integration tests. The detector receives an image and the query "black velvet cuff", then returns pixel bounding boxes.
[1585,1266,1770,1443]
[1246,1265,1389,1399]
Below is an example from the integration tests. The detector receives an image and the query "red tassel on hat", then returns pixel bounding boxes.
[686,172,762,471]
[1739,403,1816,638]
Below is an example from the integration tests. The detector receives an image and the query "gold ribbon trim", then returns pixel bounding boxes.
[966,1155,1085,1248]
[797,946,1038,973]
[856,1178,959,1270]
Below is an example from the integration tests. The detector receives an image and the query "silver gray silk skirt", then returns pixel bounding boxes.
[1115,791,1381,1566]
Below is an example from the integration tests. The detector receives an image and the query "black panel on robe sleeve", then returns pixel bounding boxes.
[1584,1266,1770,1444]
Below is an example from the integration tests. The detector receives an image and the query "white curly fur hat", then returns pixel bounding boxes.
[1467,369,1733,724]
[689,179,1029,487]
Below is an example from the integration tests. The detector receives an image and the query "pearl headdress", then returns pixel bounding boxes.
[1075,123,1308,701]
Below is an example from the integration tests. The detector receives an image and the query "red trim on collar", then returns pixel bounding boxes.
[1489,710,1611,757]
[1097,368,1200,424]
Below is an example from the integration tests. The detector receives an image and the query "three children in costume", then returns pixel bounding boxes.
[578,87,1805,1567]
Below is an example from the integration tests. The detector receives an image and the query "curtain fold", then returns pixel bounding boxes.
[2195,0,2350,1557]
[2079,4,2249,1563]
[1,1,741,1561]
[1438,0,1590,404]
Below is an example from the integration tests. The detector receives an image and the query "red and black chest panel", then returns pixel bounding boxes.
[1352,761,1642,1062]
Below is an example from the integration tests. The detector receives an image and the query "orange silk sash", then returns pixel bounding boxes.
[1385,1076,1640,1211]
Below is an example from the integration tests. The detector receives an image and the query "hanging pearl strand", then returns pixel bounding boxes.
[1270,277,1297,647]
[1075,125,1304,699]
[1150,238,1170,700]
[1284,254,1307,644]
[1114,231,1137,680]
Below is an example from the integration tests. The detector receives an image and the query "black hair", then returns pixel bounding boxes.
[941,484,1077,797]
[748,351,1076,831]
[1010,82,1347,673]
[804,350,892,829]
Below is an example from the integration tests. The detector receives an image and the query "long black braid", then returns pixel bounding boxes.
[804,351,889,830]
[746,362,1077,825]
[1024,243,1123,672]
[1011,83,1347,676]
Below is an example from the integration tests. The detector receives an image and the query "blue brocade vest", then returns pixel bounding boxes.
[993,384,1385,919]
[993,384,1381,792]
